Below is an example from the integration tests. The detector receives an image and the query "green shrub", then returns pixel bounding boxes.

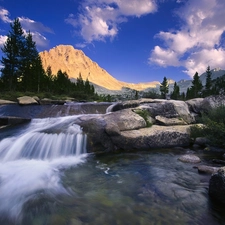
[190,105,225,148]
[134,109,152,127]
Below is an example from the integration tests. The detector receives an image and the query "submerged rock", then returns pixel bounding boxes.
[178,154,201,163]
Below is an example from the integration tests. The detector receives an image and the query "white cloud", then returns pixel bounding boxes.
[0,8,12,23]
[149,46,180,67]
[0,8,53,49]
[19,17,54,34]
[75,43,87,48]
[0,35,7,47]
[149,0,225,77]
[66,0,157,42]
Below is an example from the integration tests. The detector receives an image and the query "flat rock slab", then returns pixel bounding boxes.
[0,99,16,105]
[178,154,201,163]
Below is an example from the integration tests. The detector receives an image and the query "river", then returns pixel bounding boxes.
[0,103,224,225]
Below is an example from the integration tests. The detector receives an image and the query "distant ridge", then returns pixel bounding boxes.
[39,45,159,91]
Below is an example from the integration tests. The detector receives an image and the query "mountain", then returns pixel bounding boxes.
[39,45,159,91]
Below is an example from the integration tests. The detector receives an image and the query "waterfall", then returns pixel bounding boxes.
[0,115,87,222]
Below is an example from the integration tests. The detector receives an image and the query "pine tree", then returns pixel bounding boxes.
[171,82,180,100]
[0,18,25,91]
[45,65,54,92]
[190,72,203,98]
[20,31,41,91]
[204,65,212,97]
[160,76,169,99]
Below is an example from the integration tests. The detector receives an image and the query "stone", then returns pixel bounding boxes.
[104,109,146,131]
[200,95,225,113]
[209,167,225,204]
[111,125,191,150]
[197,165,219,174]
[0,99,16,105]
[194,137,210,146]
[178,154,201,163]
[17,96,39,105]
[155,115,187,126]
[185,98,204,114]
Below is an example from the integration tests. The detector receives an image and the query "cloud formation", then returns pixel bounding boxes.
[149,0,225,77]
[0,8,53,48]
[66,0,157,43]
[0,8,12,23]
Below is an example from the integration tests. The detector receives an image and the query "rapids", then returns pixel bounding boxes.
[0,116,87,223]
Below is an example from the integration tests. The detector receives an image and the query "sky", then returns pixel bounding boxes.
[0,0,225,84]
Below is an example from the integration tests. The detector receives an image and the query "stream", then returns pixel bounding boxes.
[0,103,225,225]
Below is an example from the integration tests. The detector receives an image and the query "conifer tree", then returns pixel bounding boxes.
[20,31,42,91]
[160,76,169,99]
[171,82,180,100]
[0,18,25,90]
[204,65,212,97]
[189,72,203,98]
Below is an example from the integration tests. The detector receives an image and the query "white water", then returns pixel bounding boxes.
[0,116,87,221]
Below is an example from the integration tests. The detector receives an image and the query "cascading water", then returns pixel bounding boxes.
[0,116,87,223]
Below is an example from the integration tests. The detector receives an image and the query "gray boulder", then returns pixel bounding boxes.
[17,96,39,105]
[178,154,201,163]
[185,98,204,114]
[104,109,146,131]
[111,125,191,150]
[209,167,225,204]
[200,95,225,113]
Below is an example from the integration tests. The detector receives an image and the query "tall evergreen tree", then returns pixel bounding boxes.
[54,70,70,94]
[189,72,203,98]
[0,18,25,91]
[204,65,212,97]
[171,82,180,100]
[160,76,169,99]
[20,31,41,91]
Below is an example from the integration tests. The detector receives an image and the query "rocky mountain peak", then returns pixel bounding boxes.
[39,45,159,91]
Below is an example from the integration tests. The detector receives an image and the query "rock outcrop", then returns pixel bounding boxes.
[73,96,225,153]
[39,45,159,91]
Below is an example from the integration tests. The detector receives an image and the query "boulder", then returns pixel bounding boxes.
[200,95,225,113]
[111,125,191,150]
[104,109,146,131]
[74,115,115,152]
[17,96,39,105]
[139,100,195,124]
[209,167,225,204]
[197,165,219,174]
[178,154,201,163]
[185,98,204,114]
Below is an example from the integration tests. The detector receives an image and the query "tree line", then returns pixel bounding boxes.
[158,65,225,100]
[0,18,106,101]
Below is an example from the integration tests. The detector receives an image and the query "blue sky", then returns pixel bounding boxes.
[0,0,225,83]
